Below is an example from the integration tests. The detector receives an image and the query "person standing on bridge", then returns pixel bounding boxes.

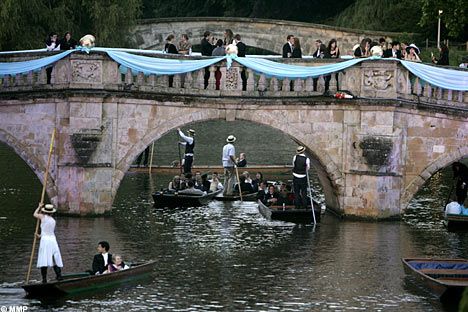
[222,135,237,195]
[178,128,196,174]
[282,35,294,58]
[292,146,310,210]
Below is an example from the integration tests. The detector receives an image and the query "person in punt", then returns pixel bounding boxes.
[453,162,468,209]
[209,172,224,192]
[33,203,63,283]
[264,185,279,206]
[178,180,205,196]
[92,241,113,275]
[104,254,129,273]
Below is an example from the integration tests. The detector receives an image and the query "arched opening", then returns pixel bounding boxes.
[403,156,468,229]
[0,142,44,237]
[116,119,340,213]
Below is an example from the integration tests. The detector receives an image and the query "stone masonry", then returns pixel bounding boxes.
[0,52,466,218]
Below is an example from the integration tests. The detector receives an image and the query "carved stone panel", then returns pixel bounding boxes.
[363,70,393,91]
[71,60,103,84]
[222,67,240,90]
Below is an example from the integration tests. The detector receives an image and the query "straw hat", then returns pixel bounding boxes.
[41,204,56,214]
[226,135,236,143]
[188,129,195,135]
[406,43,420,55]
[296,146,306,154]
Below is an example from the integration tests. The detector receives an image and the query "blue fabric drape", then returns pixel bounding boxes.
[234,56,367,78]
[106,51,224,75]
[400,60,468,91]
[0,50,73,75]
[0,47,467,91]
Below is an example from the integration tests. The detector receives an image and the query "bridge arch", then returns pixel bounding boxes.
[115,112,343,213]
[0,129,58,205]
[401,145,468,211]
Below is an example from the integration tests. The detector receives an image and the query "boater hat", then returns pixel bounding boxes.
[406,43,420,55]
[41,204,56,214]
[188,129,195,135]
[226,135,236,143]
[296,146,306,154]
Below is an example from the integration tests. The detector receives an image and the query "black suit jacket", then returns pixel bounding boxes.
[383,48,402,59]
[92,253,113,274]
[282,43,293,58]
[236,42,247,57]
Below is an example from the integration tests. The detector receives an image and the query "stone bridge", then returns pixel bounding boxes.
[0,51,467,219]
[134,17,402,55]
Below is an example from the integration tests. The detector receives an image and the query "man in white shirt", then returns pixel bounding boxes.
[292,146,310,209]
[178,128,195,174]
[222,135,237,195]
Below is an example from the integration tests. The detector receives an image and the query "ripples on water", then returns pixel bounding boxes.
[0,143,467,311]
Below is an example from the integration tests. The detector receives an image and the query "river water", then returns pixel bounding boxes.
[1,135,468,311]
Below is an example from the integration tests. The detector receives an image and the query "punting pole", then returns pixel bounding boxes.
[26,128,56,284]
[306,170,317,225]
[148,142,155,174]
[235,165,243,203]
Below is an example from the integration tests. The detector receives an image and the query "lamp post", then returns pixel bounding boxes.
[437,9,443,48]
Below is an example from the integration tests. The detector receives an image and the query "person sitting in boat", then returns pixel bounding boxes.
[92,241,113,275]
[453,162,468,208]
[234,175,254,194]
[33,203,63,283]
[178,180,205,196]
[194,171,203,190]
[242,171,254,186]
[264,185,279,206]
[168,175,181,191]
[256,181,268,204]
[201,173,211,192]
[179,173,190,190]
[252,172,263,192]
[236,153,247,168]
[277,183,289,205]
[104,254,129,273]
[209,172,224,192]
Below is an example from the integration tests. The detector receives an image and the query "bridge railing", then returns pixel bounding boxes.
[1,51,466,106]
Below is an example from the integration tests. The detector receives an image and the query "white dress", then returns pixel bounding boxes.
[37,215,63,268]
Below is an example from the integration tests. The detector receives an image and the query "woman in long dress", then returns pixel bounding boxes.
[33,204,63,283]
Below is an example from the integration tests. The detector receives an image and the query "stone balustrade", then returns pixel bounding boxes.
[1,51,467,107]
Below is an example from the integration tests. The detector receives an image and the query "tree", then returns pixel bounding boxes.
[419,0,467,39]
[0,0,142,51]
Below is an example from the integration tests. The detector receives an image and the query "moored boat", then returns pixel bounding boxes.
[444,214,468,231]
[257,199,322,223]
[152,189,222,208]
[402,257,468,303]
[22,261,156,298]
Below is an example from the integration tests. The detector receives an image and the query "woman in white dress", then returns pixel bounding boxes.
[33,204,63,283]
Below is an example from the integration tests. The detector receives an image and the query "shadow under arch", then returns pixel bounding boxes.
[0,129,58,204]
[401,145,468,212]
[115,117,343,214]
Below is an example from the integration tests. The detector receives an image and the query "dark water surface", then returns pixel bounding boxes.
[1,143,468,311]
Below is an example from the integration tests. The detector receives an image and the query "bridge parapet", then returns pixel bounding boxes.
[1,52,466,108]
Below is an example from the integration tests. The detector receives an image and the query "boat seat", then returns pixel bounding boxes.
[420,268,468,277]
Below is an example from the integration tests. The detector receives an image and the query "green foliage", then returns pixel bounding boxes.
[334,0,424,33]
[419,0,468,39]
[0,0,142,51]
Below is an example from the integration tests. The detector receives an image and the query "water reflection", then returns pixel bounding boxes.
[1,142,468,310]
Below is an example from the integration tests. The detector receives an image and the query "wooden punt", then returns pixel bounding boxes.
[402,257,468,302]
[22,261,156,298]
[445,214,468,232]
[257,199,322,224]
[152,189,222,208]
[213,192,258,202]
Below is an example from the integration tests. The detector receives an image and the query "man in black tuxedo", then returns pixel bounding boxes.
[234,34,248,90]
[201,31,215,89]
[383,41,402,59]
[312,40,324,91]
[282,35,294,58]
[91,241,113,275]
